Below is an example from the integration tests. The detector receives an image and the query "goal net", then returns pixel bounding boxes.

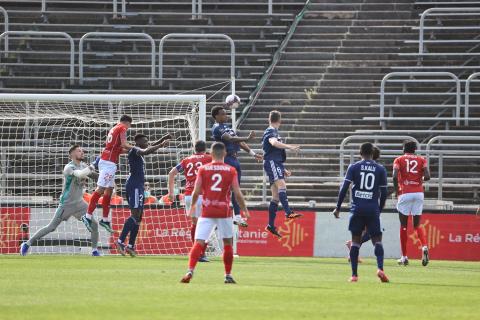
[0,93,221,256]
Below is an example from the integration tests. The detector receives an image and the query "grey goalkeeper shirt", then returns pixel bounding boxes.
[59,161,89,206]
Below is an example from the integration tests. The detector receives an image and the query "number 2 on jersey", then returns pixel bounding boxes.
[210,173,222,191]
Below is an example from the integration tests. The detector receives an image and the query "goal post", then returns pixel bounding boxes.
[0,93,221,255]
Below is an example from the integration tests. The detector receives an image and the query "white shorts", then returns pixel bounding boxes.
[97,159,117,188]
[397,192,424,216]
[195,217,233,240]
[185,195,202,218]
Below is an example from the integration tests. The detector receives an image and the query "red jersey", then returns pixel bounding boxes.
[178,153,213,196]
[100,123,128,164]
[196,162,238,218]
[393,153,427,195]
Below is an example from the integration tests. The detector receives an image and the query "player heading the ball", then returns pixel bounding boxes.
[181,142,250,284]
[82,115,133,234]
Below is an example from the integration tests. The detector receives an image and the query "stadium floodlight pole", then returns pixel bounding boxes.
[158,33,236,128]
[339,135,420,178]
[0,7,8,54]
[79,32,156,86]
[0,31,74,84]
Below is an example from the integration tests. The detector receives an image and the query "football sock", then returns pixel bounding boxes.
[415,226,427,247]
[102,193,111,220]
[87,191,101,215]
[190,224,196,245]
[223,244,234,275]
[188,242,204,271]
[374,242,384,271]
[119,216,135,243]
[350,242,360,277]
[268,200,279,227]
[400,226,408,257]
[128,218,140,247]
[278,189,292,215]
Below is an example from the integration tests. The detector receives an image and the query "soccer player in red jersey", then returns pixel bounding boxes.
[393,140,431,266]
[82,115,133,233]
[180,142,250,284]
[168,140,212,262]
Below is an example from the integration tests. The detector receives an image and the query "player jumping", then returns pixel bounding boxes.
[20,145,101,256]
[211,97,262,227]
[82,115,133,234]
[168,140,212,262]
[180,142,250,284]
[393,140,430,266]
[262,110,302,238]
[116,133,171,257]
[333,142,389,283]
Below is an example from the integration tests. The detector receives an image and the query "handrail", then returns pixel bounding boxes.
[339,135,420,178]
[379,72,461,129]
[419,7,480,54]
[192,0,274,19]
[0,31,74,85]
[79,32,156,86]
[426,136,480,199]
[465,72,480,126]
[236,0,311,128]
[112,0,126,18]
[159,33,236,126]
[0,7,8,53]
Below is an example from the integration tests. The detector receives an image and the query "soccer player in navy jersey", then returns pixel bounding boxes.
[115,133,170,257]
[333,142,389,282]
[211,102,262,227]
[262,110,302,238]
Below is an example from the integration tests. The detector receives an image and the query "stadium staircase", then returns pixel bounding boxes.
[238,0,480,207]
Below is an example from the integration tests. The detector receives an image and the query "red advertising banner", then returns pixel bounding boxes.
[237,210,315,257]
[407,213,480,261]
[0,207,30,254]
[109,208,192,255]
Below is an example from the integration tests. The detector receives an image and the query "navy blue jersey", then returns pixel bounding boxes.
[211,122,240,155]
[345,160,387,215]
[126,147,145,186]
[262,126,286,162]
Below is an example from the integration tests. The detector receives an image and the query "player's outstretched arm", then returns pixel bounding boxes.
[189,177,202,218]
[221,130,255,143]
[151,133,173,147]
[269,137,300,152]
[138,138,171,156]
[239,142,263,161]
[167,167,179,201]
[232,179,250,219]
[72,166,93,179]
[333,165,353,218]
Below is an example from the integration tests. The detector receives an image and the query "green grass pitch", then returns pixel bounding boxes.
[1,256,478,320]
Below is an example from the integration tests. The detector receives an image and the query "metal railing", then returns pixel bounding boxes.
[0,7,8,53]
[79,32,156,86]
[378,72,461,129]
[112,0,126,18]
[0,31,74,85]
[339,135,420,177]
[426,136,480,200]
[192,0,274,19]
[465,72,480,126]
[158,33,236,125]
[419,7,480,54]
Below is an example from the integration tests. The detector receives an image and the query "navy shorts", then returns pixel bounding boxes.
[348,214,382,237]
[126,184,144,210]
[263,160,285,185]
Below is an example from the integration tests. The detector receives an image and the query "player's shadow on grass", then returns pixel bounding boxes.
[394,282,480,289]
[258,284,334,290]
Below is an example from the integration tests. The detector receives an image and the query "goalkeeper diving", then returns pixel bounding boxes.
[20,145,101,256]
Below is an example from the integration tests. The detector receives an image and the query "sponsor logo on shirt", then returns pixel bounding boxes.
[355,190,373,200]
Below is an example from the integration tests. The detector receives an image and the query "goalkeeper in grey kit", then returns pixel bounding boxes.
[20,145,102,256]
